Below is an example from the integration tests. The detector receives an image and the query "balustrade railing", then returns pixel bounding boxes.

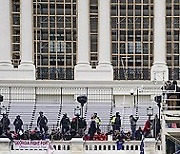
[11,138,162,153]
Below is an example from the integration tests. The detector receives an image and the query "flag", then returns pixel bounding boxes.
[47,142,55,154]
[117,140,123,150]
[140,138,145,154]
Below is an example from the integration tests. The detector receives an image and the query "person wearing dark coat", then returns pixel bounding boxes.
[153,114,161,139]
[78,117,87,137]
[0,121,3,136]
[60,113,70,135]
[135,126,143,140]
[37,111,48,133]
[13,115,23,133]
[130,115,139,139]
[112,112,121,131]
[0,114,10,133]
[88,117,97,140]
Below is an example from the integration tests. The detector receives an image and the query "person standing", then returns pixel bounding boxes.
[143,116,152,138]
[78,117,87,137]
[111,112,121,131]
[129,115,139,139]
[0,114,10,133]
[153,114,161,139]
[13,115,23,133]
[0,121,3,136]
[37,111,48,133]
[93,113,101,131]
[88,116,97,140]
[60,113,70,135]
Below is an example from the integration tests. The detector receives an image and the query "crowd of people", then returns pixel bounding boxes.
[3,81,179,142]
[0,110,161,143]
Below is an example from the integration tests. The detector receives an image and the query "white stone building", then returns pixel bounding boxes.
[0,0,180,153]
[2,0,180,81]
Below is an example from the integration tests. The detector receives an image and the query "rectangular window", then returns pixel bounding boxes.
[128,43,134,53]
[50,41,55,53]
[135,43,142,53]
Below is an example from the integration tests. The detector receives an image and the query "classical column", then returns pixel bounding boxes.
[19,0,35,79]
[75,0,113,81]
[0,0,13,67]
[76,0,91,67]
[96,0,113,80]
[74,0,91,80]
[20,0,34,66]
[97,0,112,67]
[151,0,168,81]
[161,115,166,154]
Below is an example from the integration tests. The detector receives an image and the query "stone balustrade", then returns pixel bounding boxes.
[0,137,162,154]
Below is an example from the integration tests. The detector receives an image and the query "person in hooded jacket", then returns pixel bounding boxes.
[0,114,10,133]
[37,111,48,133]
[13,115,23,133]
[60,113,70,135]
